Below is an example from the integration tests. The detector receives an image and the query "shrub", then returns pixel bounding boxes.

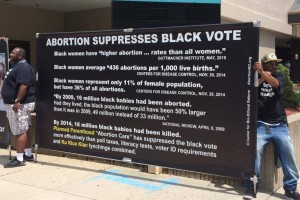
[277,64,300,108]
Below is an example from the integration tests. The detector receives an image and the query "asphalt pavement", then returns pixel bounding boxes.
[0,148,297,200]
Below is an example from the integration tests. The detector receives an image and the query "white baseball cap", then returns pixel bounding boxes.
[261,53,282,63]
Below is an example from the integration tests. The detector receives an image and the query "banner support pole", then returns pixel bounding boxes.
[250,175,258,197]
[251,20,260,196]
[7,127,11,160]
[34,143,38,162]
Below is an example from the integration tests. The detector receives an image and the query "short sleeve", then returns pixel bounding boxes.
[16,64,32,85]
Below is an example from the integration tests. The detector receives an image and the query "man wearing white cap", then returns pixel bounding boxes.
[243,53,299,199]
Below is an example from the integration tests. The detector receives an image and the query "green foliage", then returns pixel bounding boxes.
[277,64,300,108]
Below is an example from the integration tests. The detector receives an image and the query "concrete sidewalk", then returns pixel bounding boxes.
[0,149,295,200]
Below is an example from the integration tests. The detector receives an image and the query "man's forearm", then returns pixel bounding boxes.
[16,84,29,102]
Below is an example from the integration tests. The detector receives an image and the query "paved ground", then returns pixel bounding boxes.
[0,149,297,200]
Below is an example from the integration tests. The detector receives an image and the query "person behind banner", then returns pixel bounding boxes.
[0,62,6,111]
[1,47,35,168]
[0,37,6,111]
[243,53,300,200]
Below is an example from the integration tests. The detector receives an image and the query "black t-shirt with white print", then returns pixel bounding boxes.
[258,72,287,125]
